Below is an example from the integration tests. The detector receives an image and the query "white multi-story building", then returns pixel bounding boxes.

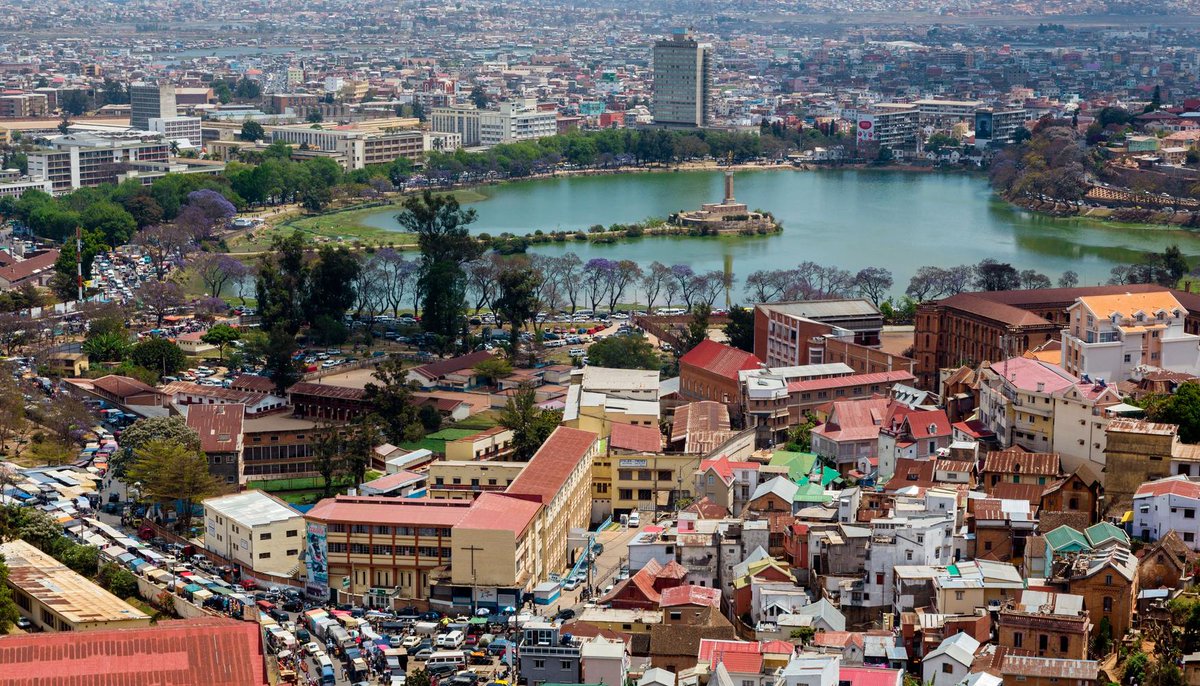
[129,82,177,131]
[856,105,919,150]
[1061,291,1200,383]
[652,28,713,128]
[148,116,202,147]
[1132,475,1200,550]
[859,491,957,612]
[27,131,170,193]
[1051,379,1122,474]
[267,125,424,170]
[478,99,557,147]
[203,490,305,577]
[430,104,482,146]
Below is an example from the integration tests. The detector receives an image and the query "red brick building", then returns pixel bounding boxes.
[678,339,762,407]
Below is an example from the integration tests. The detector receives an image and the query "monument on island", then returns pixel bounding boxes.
[671,169,778,234]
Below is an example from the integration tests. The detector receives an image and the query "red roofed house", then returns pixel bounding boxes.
[450,493,545,597]
[877,404,952,480]
[1133,475,1200,551]
[185,403,245,485]
[812,397,891,474]
[679,339,762,409]
[696,639,765,682]
[0,248,59,289]
[787,371,917,422]
[287,382,370,421]
[695,454,762,515]
[505,426,599,578]
[609,422,664,454]
[602,558,688,610]
[405,350,496,389]
[0,617,267,686]
[980,448,1062,488]
[840,666,905,686]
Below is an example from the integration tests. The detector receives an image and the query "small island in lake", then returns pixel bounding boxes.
[671,170,780,234]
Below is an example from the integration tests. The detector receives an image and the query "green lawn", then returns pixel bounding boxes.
[399,427,479,455]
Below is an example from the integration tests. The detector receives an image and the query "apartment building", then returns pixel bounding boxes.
[430,104,482,146]
[997,591,1090,659]
[1061,291,1200,383]
[1133,475,1200,549]
[130,82,177,131]
[652,28,713,128]
[425,460,525,500]
[267,124,424,170]
[479,99,557,146]
[304,496,472,603]
[0,93,48,118]
[449,493,544,596]
[505,426,598,576]
[913,284,1200,391]
[974,107,1028,149]
[856,105,919,150]
[913,99,984,127]
[27,132,169,192]
[977,357,1078,451]
[753,300,885,368]
[202,490,305,577]
[148,116,202,146]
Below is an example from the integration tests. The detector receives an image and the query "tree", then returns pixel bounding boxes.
[676,303,711,356]
[495,262,542,362]
[311,422,344,498]
[240,120,265,142]
[469,86,489,109]
[122,194,163,229]
[786,413,817,452]
[97,562,140,600]
[177,189,237,241]
[724,306,755,352]
[27,439,74,467]
[81,201,137,247]
[0,374,25,456]
[305,245,361,344]
[114,416,201,478]
[499,385,562,460]
[83,331,131,362]
[1018,269,1052,290]
[1141,382,1200,443]
[397,191,482,342]
[192,253,249,299]
[854,267,893,305]
[201,324,241,362]
[642,261,672,311]
[42,395,92,444]
[262,325,301,394]
[0,556,20,632]
[474,357,513,385]
[60,90,88,116]
[1058,270,1079,288]
[130,337,186,377]
[363,358,425,445]
[126,438,223,535]
[341,416,382,487]
[135,223,193,281]
[256,232,309,335]
[586,335,661,370]
[234,78,262,100]
[973,259,1021,291]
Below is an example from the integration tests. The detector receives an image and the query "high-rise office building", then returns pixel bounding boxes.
[651,28,712,128]
[129,82,177,131]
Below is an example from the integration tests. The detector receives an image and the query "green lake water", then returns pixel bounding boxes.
[360,168,1200,291]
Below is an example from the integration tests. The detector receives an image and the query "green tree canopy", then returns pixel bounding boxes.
[363,358,425,445]
[127,438,223,534]
[130,338,186,377]
[498,385,562,460]
[585,335,661,370]
[113,415,201,478]
[724,306,755,353]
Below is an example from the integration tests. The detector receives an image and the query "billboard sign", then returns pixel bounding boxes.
[305,521,329,600]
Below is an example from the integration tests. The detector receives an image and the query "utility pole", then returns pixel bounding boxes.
[461,544,483,612]
[75,225,83,302]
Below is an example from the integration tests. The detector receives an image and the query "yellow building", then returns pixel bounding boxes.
[450,493,544,592]
[426,460,526,500]
[576,607,663,636]
[445,426,515,461]
[0,539,151,632]
[601,453,705,515]
[564,367,661,439]
[505,426,598,576]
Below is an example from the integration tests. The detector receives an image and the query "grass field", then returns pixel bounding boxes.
[229,189,490,253]
[399,427,480,455]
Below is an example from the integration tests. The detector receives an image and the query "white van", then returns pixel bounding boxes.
[628,511,641,528]
[426,650,467,670]
[437,630,465,649]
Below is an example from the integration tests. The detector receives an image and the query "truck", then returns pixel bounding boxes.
[413,620,440,636]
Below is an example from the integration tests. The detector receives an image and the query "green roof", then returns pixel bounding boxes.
[399,428,480,455]
[793,480,832,505]
[1044,525,1090,552]
[1085,522,1130,547]
[770,450,818,482]
[820,466,843,487]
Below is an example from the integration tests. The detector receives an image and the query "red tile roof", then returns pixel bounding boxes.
[505,426,597,505]
[660,585,721,608]
[698,455,759,485]
[306,495,470,526]
[698,638,761,661]
[882,458,937,491]
[186,403,245,453]
[455,493,542,535]
[680,339,761,380]
[287,382,367,401]
[0,248,59,286]
[609,422,664,453]
[988,357,1077,394]
[1135,476,1200,500]
[788,371,916,394]
[982,449,1061,477]
[0,617,266,686]
[410,350,496,380]
[230,374,277,393]
[839,667,903,686]
[92,374,161,399]
[815,397,891,443]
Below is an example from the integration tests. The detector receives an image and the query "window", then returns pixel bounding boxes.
[1013,632,1023,648]
[1103,596,1113,612]
[561,661,572,670]
[955,591,965,601]
[876,573,884,585]
[260,532,271,541]
[259,552,271,559]
[287,530,298,538]
[943,664,954,674]
[533,660,544,669]
[670,611,682,620]
[286,549,298,556]
[1105,574,1113,585]
[1187,509,1196,519]
[1060,636,1068,653]
[1039,634,1048,651]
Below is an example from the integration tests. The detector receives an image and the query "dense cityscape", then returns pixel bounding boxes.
[5,1,1200,686]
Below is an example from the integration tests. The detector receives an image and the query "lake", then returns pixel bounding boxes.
[360,168,1200,293]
